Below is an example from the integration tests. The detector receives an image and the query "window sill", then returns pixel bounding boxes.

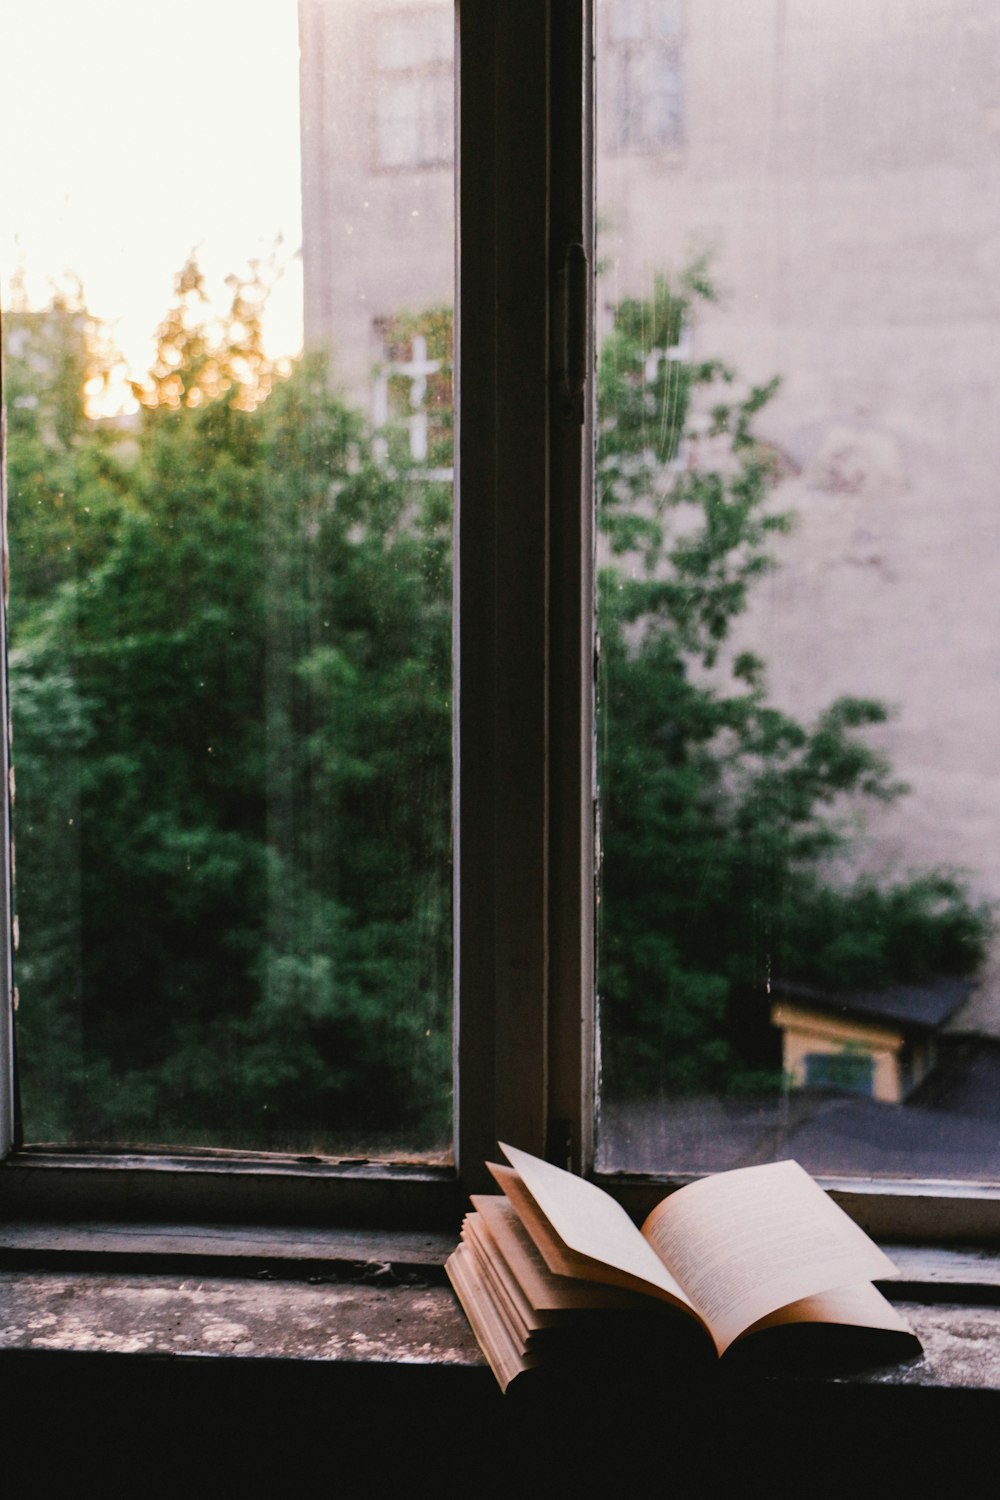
[0,1146,462,1227]
[2,1227,998,1489]
[0,1220,474,1365]
[1,1224,999,1391]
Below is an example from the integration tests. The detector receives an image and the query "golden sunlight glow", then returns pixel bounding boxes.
[0,1,304,418]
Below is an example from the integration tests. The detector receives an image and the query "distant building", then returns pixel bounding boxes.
[298,0,1000,1040]
[771,979,973,1105]
[297,0,453,403]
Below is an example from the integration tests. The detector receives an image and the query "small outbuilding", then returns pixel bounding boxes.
[770,978,974,1103]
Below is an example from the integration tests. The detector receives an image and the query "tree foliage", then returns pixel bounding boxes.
[3,259,989,1146]
[596,272,989,1096]
[6,267,451,1148]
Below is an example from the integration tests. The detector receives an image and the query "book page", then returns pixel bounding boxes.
[473,1194,644,1313]
[641,1159,898,1354]
[488,1163,589,1282]
[463,1214,543,1340]
[499,1143,691,1307]
[446,1242,536,1392]
[740,1281,915,1340]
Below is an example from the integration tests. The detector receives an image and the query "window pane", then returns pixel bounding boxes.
[375,9,452,70]
[595,0,1000,1181]
[0,0,454,1157]
[605,11,683,153]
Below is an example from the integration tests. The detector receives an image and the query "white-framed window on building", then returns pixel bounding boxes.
[372,310,453,480]
[604,0,684,154]
[371,4,453,171]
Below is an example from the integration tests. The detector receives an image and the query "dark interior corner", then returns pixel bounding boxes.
[4,1343,998,1491]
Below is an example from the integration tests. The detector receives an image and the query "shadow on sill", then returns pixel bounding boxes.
[3,1331,999,1493]
[2,1227,1000,1490]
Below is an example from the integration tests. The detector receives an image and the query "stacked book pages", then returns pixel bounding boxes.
[447,1143,921,1392]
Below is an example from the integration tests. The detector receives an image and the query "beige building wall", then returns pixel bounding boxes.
[298,0,453,397]
[299,0,1000,1009]
[597,1,1000,959]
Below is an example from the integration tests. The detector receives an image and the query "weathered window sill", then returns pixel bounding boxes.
[0,1222,475,1367]
[2,1228,999,1493]
[1,1225,999,1393]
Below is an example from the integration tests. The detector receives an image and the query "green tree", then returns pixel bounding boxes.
[597,271,989,1096]
[5,260,987,1147]
[7,266,451,1148]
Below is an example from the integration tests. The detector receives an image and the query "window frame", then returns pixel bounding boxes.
[369,4,454,172]
[0,0,593,1227]
[602,0,684,156]
[2,0,1000,1245]
[0,401,12,1165]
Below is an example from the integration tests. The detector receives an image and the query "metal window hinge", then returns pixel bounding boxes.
[552,238,589,423]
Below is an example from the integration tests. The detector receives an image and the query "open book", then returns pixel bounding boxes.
[446,1143,921,1392]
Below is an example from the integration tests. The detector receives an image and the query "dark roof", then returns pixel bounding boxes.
[771,977,974,1034]
[599,1068,1000,1181]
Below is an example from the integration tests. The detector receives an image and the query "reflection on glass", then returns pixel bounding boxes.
[0,0,454,1156]
[596,0,1000,1180]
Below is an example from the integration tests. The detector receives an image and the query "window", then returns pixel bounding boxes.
[603,0,684,154]
[372,310,454,477]
[0,0,592,1221]
[0,0,455,1166]
[593,0,1000,1224]
[371,7,453,170]
[1,0,999,1248]
[804,1052,875,1097]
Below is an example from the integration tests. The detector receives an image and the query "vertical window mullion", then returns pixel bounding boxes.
[456,1,592,1190]
[0,408,14,1160]
[456,0,551,1188]
[547,0,595,1177]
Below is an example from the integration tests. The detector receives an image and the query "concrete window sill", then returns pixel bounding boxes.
[3,1227,999,1491]
[1,1224,1000,1392]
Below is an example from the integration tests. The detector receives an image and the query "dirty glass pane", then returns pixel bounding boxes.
[595,0,1000,1181]
[0,0,454,1156]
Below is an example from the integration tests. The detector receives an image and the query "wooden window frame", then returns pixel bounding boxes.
[2,0,999,1246]
[602,0,684,156]
[369,4,454,172]
[0,0,594,1229]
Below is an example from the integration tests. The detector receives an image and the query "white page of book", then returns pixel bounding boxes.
[641,1159,898,1353]
[742,1281,916,1340]
[473,1195,639,1312]
[500,1143,690,1306]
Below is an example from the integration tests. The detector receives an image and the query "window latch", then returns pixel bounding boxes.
[552,238,588,422]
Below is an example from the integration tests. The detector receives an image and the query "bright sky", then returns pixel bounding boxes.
[0,0,304,413]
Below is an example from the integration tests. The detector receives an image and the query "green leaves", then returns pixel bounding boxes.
[597,269,988,1098]
[9,297,452,1147]
[8,255,989,1139]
